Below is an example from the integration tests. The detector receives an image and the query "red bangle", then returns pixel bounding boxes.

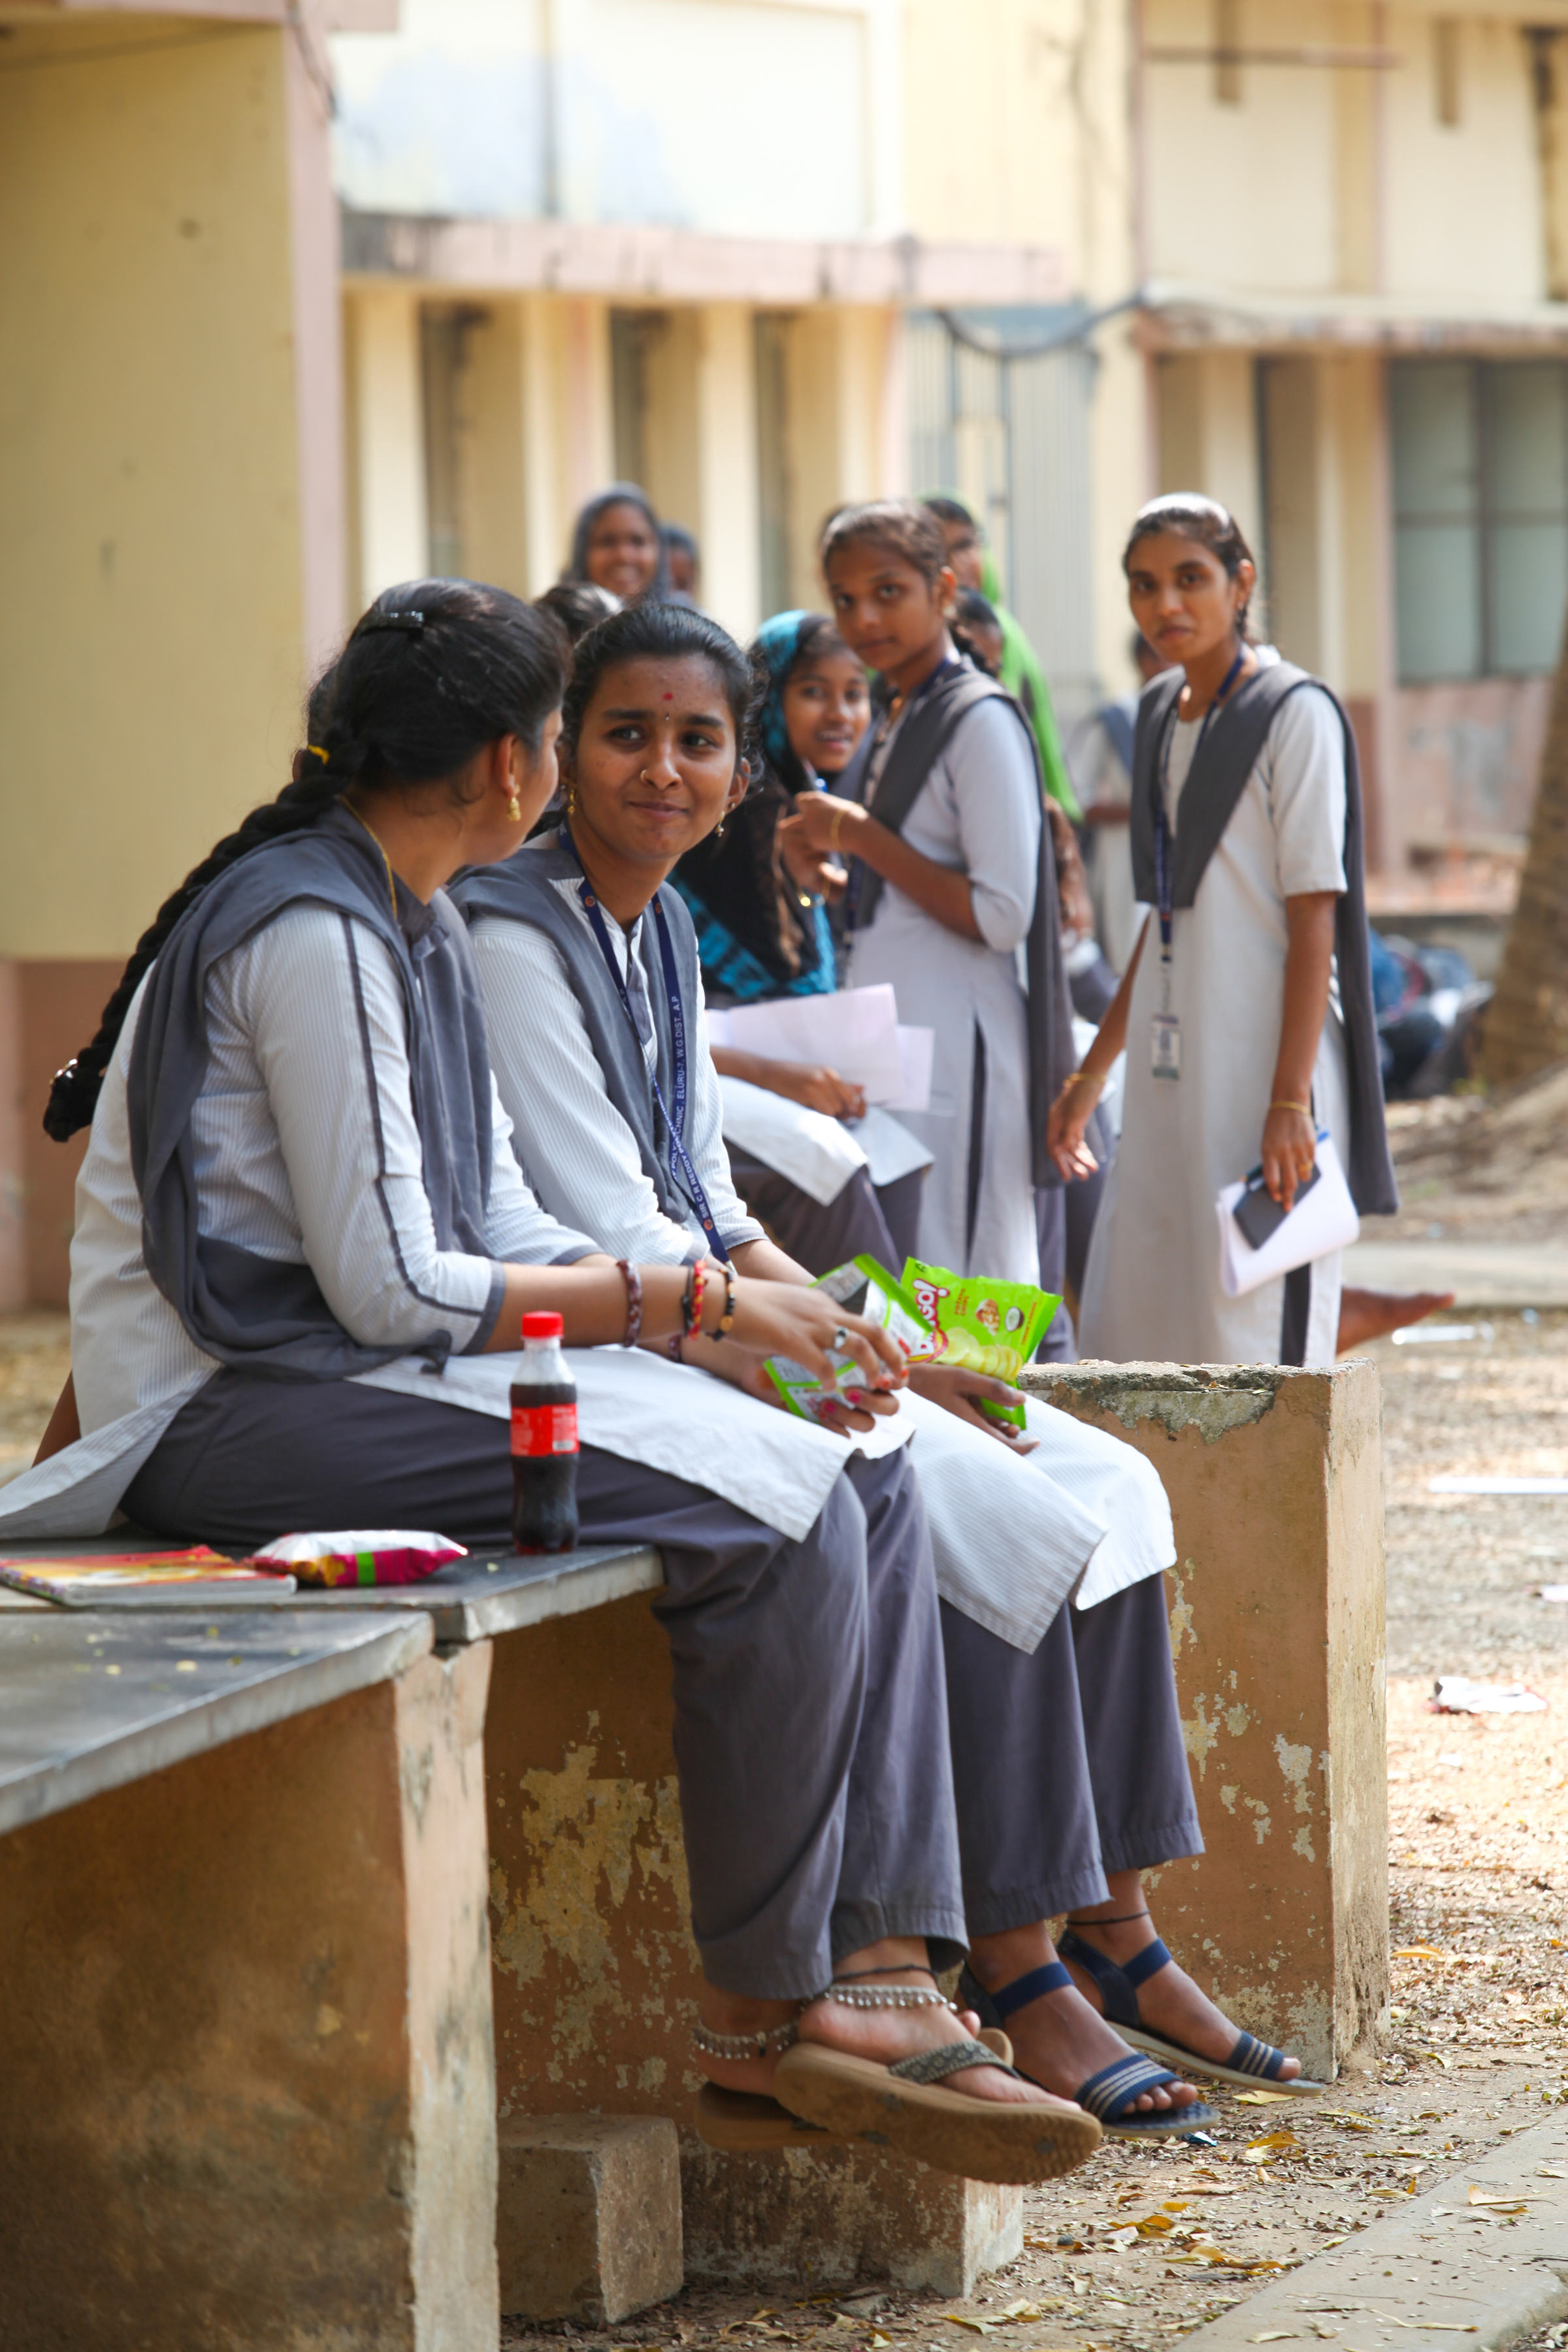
[617,1259,642,1348]
[682,1259,708,1338]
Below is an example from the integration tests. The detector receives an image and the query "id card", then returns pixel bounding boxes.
[1150,1011,1182,1081]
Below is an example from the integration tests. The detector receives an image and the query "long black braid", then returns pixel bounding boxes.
[44,578,566,1142]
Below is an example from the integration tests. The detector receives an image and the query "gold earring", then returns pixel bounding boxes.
[715,818,727,842]
[565,781,577,816]
[506,789,521,821]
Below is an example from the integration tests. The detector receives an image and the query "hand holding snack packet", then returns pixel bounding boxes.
[901,1259,1060,1433]
[765,1256,929,1423]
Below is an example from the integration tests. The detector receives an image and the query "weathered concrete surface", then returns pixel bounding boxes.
[1021,1360,1388,2082]
[1186,2111,1568,2349]
[484,1596,1022,2293]
[0,1642,498,2351]
[681,2143,1022,2296]
[498,2114,683,2321]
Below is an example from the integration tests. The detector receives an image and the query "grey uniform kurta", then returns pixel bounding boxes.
[847,694,1044,1284]
[42,817,967,1998]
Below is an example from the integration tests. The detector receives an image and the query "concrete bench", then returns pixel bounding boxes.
[0,1603,498,2351]
[0,1358,1389,2333]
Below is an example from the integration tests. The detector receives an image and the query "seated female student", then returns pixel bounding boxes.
[16,580,1096,2189]
[1048,497,1401,1369]
[671,610,930,1275]
[563,485,670,605]
[455,599,1322,2128]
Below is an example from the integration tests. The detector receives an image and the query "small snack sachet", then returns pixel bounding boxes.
[900,1259,1060,1431]
[248,1529,466,1589]
[765,1256,930,1423]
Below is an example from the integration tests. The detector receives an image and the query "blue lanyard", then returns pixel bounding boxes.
[845,654,960,936]
[560,828,731,1266]
[1153,646,1248,967]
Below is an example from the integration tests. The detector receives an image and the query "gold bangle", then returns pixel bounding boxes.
[829,804,846,855]
[1270,1098,1311,1115]
[1061,1070,1102,1088]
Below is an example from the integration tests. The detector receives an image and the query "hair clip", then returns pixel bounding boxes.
[305,744,330,764]
[362,609,425,634]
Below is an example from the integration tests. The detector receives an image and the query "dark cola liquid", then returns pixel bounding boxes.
[510,1377,580,1554]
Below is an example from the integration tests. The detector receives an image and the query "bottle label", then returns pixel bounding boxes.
[511,1403,580,1458]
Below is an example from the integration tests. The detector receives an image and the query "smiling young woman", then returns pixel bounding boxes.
[1048,494,1397,1367]
[562,483,668,604]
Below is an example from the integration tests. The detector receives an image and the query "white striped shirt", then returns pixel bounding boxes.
[470,878,764,1267]
[71,904,596,1435]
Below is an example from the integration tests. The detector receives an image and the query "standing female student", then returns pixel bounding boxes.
[14,579,1098,2187]
[783,502,1075,1301]
[672,608,930,1274]
[1051,497,1397,1364]
[563,484,669,604]
[458,599,1324,2133]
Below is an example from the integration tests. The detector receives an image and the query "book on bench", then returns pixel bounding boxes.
[0,1547,298,1607]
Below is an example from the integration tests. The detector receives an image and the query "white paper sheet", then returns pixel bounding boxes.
[721,987,919,1106]
[1215,1130,1360,1299]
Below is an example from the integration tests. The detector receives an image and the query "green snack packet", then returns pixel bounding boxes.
[765,1256,930,1424]
[900,1258,1061,1431]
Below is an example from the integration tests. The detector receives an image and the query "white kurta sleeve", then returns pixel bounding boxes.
[943,697,1043,953]
[482,1074,604,1267]
[233,909,515,1352]
[1265,687,1348,898]
[470,919,762,1266]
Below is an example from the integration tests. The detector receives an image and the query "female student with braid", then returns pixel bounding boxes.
[457,599,1322,2129]
[14,578,1105,2187]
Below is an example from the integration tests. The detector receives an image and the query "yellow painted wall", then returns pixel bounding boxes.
[0,14,310,960]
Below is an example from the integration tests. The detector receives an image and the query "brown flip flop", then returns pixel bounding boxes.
[772,2034,1100,2184]
[693,2029,1015,2156]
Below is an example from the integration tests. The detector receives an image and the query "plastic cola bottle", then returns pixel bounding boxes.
[510,1311,580,1554]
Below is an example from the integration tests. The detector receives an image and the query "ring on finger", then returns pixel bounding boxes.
[831,1326,849,1351]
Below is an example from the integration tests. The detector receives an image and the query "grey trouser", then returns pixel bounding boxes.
[939,1572,1203,1933]
[125,1375,966,1997]
[728,1150,924,1279]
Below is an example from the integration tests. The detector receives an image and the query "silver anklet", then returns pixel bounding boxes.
[691,2017,800,2061]
[814,1981,958,2013]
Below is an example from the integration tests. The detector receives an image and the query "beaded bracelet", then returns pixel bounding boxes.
[617,1259,642,1350]
[712,1270,736,1342]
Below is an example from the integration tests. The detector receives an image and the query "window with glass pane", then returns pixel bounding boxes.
[1391,358,1568,679]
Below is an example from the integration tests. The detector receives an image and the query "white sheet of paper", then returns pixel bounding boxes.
[716,1075,868,1207]
[882,1025,935,1115]
[842,1105,935,1187]
[722,986,910,1104]
[1215,1131,1360,1299]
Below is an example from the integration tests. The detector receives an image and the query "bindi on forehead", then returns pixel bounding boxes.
[662,691,673,700]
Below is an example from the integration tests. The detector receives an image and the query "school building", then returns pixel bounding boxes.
[4,0,1567,1308]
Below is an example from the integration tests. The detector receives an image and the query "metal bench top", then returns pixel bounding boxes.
[0,1609,432,1838]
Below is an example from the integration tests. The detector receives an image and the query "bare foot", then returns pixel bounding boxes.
[1337,1286,1455,1354]
[1062,1908,1301,2082]
[695,1938,1083,2114]
[966,1927,1201,2114]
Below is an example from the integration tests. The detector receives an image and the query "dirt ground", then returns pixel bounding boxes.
[3,1092,1563,2349]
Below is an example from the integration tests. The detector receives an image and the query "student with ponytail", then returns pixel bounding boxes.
[11,578,1110,2189]
[458,600,1322,2132]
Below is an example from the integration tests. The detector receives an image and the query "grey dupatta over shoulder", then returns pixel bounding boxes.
[127,804,499,1380]
[1128,661,1397,1218]
[848,664,1076,1188]
[451,828,721,1251]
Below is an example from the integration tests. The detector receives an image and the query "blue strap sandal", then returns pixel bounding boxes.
[959,1961,1220,2139]
[1056,1929,1326,2095]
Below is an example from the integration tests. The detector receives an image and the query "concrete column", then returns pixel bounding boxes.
[1019,1359,1388,2084]
[459,299,530,602]
[1156,350,1262,552]
[785,308,898,607]
[696,303,761,642]
[348,285,427,608]
[0,1643,499,2349]
[521,293,569,590]
[563,296,615,519]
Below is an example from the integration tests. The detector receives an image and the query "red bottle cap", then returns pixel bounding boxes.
[520,1311,564,1341]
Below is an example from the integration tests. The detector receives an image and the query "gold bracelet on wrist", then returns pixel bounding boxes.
[1269,1098,1311,1115]
[1060,1070,1102,1089]
[829,805,846,856]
